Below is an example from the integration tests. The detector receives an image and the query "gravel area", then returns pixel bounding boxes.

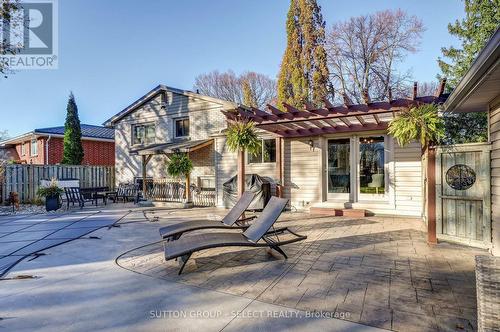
[0,204,65,216]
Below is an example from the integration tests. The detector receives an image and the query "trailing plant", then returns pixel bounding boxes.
[225,121,261,155]
[388,104,445,149]
[36,178,63,198]
[166,153,193,179]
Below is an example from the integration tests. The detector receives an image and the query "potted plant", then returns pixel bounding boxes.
[37,178,63,212]
[166,153,194,204]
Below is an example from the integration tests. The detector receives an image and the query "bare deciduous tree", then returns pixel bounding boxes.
[326,9,424,104]
[1,0,23,77]
[418,81,439,97]
[194,70,276,109]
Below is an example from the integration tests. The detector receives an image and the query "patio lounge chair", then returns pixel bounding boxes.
[164,197,307,274]
[158,191,256,241]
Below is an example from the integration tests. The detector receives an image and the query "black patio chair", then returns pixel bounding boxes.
[64,187,93,209]
[158,191,256,241]
[164,197,307,274]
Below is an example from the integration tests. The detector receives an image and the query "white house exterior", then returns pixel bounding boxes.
[104,85,235,191]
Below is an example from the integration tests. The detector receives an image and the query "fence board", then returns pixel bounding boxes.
[1,164,115,203]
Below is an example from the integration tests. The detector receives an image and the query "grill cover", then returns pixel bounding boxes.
[222,174,271,210]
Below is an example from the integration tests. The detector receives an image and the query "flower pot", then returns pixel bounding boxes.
[45,194,60,212]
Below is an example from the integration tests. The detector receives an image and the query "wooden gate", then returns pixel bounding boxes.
[436,143,491,248]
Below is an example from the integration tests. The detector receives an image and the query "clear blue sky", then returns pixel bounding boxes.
[0,0,464,137]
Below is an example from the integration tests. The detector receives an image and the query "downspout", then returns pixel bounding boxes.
[45,135,52,165]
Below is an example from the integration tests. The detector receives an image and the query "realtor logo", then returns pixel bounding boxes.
[0,0,58,69]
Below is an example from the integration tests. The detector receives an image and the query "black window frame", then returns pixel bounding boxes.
[132,123,156,146]
[247,138,276,164]
[174,117,190,138]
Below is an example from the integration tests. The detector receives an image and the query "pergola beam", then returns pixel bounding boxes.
[273,122,388,138]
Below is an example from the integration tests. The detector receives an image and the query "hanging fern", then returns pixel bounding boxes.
[166,153,193,179]
[388,104,445,148]
[225,120,261,155]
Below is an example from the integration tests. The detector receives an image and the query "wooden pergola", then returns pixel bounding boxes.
[223,82,448,138]
[222,81,448,245]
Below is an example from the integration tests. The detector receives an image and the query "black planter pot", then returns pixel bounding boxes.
[45,194,60,212]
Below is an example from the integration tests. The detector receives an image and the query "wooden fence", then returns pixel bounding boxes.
[1,164,115,203]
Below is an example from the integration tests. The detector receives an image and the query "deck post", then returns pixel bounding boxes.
[427,146,437,244]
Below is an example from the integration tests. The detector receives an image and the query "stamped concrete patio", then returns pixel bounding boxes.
[0,205,485,331]
[120,209,486,331]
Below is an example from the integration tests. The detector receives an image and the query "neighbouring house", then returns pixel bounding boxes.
[0,124,115,166]
[443,28,499,255]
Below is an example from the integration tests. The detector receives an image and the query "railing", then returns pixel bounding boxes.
[192,187,216,207]
[144,178,216,206]
[146,179,185,203]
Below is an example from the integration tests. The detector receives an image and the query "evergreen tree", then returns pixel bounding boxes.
[61,93,84,165]
[241,79,258,108]
[438,0,499,144]
[277,0,329,109]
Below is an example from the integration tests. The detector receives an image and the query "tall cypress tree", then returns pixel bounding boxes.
[277,0,329,109]
[438,0,498,144]
[61,93,84,165]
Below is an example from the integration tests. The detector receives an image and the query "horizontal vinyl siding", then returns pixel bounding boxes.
[215,137,278,207]
[284,137,322,209]
[114,91,226,185]
[394,141,423,215]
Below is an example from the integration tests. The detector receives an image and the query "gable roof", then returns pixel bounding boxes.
[35,124,115,140]
[0,124,114,147]
[103,85,238,127]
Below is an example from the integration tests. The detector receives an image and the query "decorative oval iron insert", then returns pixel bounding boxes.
[446,164,476,190]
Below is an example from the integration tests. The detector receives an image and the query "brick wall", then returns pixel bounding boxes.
[13,137,115,165]
[47,138,115,165]
[15,138,45,164]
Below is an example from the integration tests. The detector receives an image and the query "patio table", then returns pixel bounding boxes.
[95,191,118,205]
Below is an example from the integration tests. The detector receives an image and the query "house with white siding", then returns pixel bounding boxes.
[105,83,448,220]
[103,85,236,198]
[220,92,447,218]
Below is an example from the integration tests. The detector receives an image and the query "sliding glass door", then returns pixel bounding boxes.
[327,139,351,199]
[358,136,386,199]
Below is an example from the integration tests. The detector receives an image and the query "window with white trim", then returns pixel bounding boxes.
[30,139,38,156]
[248,139,276,164]
[21,142,26,156]
[132,123,156,145]
[174,118,189,138]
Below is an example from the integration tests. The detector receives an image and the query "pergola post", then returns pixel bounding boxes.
[185,172,192,203]
[275,137,283,197]
[237,149,245,197]
[141,155,153,199]
[426,146,437,245]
